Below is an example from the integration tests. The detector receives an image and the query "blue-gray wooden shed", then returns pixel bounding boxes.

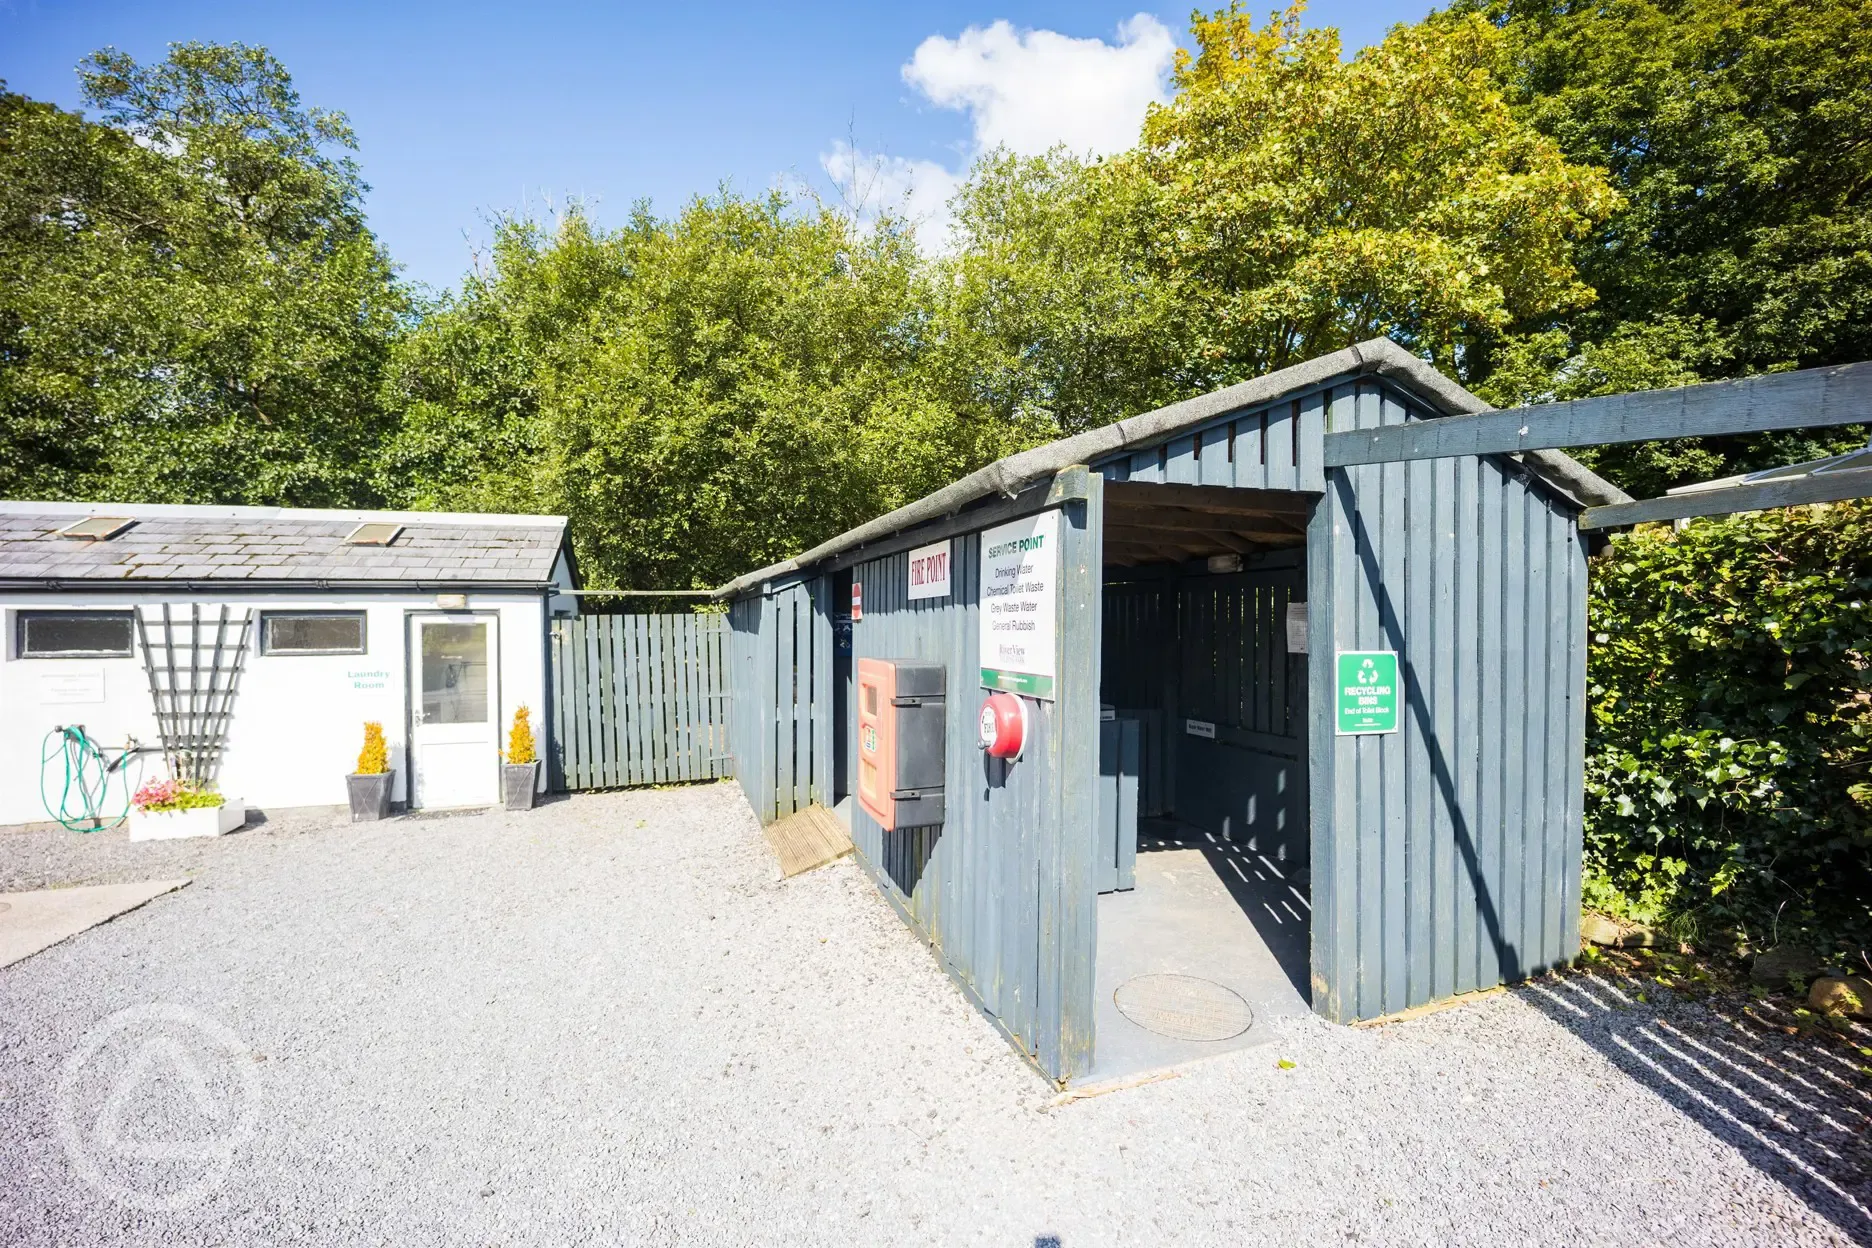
[717,338,1631,1083]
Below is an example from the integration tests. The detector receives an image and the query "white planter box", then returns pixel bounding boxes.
[128,800,246,842]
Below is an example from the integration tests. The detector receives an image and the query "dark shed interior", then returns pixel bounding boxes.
[1091,481,1318,1077]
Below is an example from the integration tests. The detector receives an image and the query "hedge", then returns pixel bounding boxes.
[1585,502,1872,954]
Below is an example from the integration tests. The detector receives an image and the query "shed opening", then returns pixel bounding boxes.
[1093,480,1317,1077]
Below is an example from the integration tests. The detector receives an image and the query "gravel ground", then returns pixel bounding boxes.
[1,784,1866,1246]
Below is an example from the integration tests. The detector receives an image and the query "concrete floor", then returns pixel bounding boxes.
[0,878,191,969]
[1087,820,1313,1083]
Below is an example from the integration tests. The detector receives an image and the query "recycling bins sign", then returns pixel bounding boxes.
[1335,650,1399,736]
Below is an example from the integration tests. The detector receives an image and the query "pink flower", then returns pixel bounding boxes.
[132,778,183,812]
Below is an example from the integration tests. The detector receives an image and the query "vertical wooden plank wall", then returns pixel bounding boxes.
[1304,381,1588,1023]
[549,613,733,791]
[724,578,835,823]
[842,484,1103,1083]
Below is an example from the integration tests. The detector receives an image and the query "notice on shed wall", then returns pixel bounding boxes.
[978,509,1058,700]
[907,539,951,601]
[1335,650,1399,735]
[1285,602,1308,654]
[39,667,105,705]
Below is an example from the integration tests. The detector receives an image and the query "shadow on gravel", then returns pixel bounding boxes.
[1520,972,1872,1242]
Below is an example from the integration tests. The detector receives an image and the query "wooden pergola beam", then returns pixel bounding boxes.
[1578,467,1872,531]
[1325,360,1872,467]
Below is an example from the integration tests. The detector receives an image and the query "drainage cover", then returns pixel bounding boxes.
[1114,974,1253,1041]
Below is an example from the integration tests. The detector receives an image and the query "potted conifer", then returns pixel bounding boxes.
[347,721,395,822]
[503,706,540,810]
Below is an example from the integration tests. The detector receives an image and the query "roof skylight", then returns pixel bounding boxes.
[345,522,404,546]
[56,516,135,541]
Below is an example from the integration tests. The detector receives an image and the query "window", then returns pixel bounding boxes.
[261,612,366,656]
[18,611,135,658]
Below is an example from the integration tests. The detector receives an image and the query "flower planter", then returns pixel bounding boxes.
[503,761,541,811]
[347,771,395,822]
[128,799,245,842]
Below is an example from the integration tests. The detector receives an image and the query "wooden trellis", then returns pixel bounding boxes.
[135,604,253,786]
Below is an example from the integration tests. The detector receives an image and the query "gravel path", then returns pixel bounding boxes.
[1,784,1866,1246]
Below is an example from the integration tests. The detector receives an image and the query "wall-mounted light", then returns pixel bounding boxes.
[1206,554,1244,574]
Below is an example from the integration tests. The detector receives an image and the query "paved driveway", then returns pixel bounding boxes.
[1,785,1865,1245]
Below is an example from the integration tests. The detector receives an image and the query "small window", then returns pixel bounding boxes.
[261,612,366,656]
[19,611,136,658]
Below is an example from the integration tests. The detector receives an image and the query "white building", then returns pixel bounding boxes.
[0,501,576,826]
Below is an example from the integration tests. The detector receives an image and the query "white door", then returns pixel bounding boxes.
[409,614,499,808]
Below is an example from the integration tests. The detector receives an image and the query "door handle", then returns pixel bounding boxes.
[412,709,426,725]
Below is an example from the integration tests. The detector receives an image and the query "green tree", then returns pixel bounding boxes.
[1131,4,1617,381]
[0,44,405,505]
[935,4,1619,434]
[386,194,1032,590]
[1457,0,1872,494]
[931,150,1194,436]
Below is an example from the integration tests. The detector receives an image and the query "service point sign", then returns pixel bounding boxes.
[1336,650,1399,735]
[978,509,1058,700]
[907,539,951,601]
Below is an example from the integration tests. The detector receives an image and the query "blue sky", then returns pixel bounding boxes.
[2,1,1434,292]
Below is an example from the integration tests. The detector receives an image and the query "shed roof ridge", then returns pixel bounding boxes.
[714,338,1627,599]
[0,500,568,530]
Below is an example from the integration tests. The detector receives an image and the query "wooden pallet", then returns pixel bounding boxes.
[762,804,852,878]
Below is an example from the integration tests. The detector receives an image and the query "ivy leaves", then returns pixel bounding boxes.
[1585,504,1872,948]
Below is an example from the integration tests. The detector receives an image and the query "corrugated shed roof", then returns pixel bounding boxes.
[0,502,568,587]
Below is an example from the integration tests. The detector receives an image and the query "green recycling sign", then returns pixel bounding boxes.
[1336,650,1399,735]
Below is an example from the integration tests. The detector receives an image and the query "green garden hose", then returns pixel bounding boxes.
[40,726,136,832]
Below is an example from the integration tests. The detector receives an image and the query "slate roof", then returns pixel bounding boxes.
[0,502,569,588]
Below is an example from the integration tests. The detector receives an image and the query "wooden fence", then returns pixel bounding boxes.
[549,613,731,790]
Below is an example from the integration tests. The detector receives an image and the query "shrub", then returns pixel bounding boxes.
[506,706,535,766]
[1585,502,1872,954]
[131,778,223,812]
[355,722,388,775]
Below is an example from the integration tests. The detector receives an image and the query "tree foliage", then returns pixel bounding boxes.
[0,43,404,505]
[1585,504,1872,951]
[386,197,1036,589]
[1457,0,1872,494]
[1131,5,1617,380]
[935,5,1619,435]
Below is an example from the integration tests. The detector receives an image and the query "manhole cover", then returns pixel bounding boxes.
[1114,974,1253,1041]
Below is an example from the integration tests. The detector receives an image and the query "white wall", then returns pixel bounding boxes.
[0,591,549,826]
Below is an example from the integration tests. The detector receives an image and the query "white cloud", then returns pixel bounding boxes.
[903,14,1176,159]
[819,140,962,239]
[820,14,1176,249]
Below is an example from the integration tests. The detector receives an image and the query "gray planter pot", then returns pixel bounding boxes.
[347,771,394,822]
[503,761,541,811]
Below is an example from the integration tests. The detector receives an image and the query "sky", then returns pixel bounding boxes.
[1,1,1435,292]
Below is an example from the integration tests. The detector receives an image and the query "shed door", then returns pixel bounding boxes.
[409,614,499,808]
